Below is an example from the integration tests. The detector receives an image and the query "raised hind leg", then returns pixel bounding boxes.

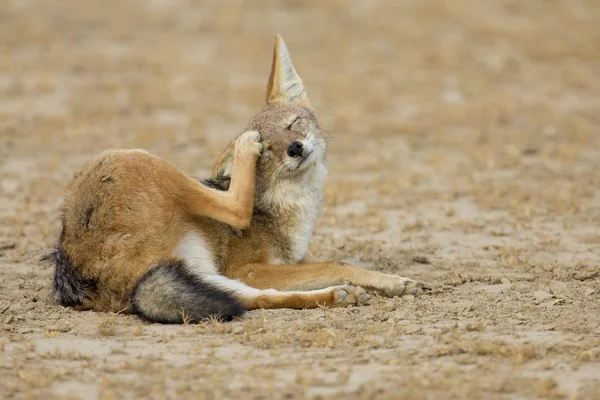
[172,130,263,230]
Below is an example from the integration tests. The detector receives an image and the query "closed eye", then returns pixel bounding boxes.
[287,116,299,130]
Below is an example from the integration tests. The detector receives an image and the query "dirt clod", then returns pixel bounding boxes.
[533,291,554,303]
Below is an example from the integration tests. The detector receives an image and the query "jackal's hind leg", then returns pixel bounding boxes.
[201,275,370,310]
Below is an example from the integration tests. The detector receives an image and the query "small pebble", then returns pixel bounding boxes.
[533,290,553,303]
[232,325,244,335]
[412,255,430,264]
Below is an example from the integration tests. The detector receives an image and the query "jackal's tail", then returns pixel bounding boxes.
[130,259,245,324]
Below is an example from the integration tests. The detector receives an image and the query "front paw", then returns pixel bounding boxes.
[230,226,243,238]
[379,276,423,297]
[235,130,263,158]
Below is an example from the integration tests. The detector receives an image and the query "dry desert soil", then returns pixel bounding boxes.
[1,0,600,399]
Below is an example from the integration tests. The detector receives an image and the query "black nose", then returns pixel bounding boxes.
[287,141,303,157]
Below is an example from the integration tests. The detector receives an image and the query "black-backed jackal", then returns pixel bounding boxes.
[43,34,421,323]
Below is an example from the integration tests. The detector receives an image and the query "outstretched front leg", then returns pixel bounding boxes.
[232,261,421,297]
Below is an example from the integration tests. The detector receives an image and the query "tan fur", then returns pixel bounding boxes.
[60,135,260,311]
[51,34,420,321]
[232,260,416,297]
[266,33,312,108]
[239,285,370,310]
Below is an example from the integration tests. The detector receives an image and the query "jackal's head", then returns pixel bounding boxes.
[213,34,327,204]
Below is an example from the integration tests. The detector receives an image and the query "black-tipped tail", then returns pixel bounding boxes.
[130,259,245,324]
[41,246,95,307]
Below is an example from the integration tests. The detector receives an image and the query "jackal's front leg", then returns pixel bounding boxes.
[233,262,421,297]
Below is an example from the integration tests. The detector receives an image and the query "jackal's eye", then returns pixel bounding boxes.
[287,116,299,130]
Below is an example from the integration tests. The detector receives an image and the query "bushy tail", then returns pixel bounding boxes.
[130,259,245,324]
[41,233,95,307]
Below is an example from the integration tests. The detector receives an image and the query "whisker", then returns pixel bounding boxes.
[264,160,286,184]
[318,124,339,144]
[271,162,287,183]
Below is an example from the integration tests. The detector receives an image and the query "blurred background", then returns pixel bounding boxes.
[1,0,599,259]
[2,1,598,157]
[1,2,600,398]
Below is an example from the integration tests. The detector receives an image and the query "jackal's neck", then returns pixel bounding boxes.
[256,163,327,213]
[255,163,327,263]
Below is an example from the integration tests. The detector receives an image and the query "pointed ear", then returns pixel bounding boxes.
[266,34,311,108]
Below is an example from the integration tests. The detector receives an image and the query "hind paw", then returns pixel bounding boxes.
[333,285,370,306]
[235,130,263,158]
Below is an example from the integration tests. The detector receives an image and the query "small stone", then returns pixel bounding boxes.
[454,354,477,365]
[573,271,599,281]
[533,290,553,303]
[47,324,71,333]
[549,281,568,296]
[500,277,511,285]
[475,284,510,294]
[584,288,596,296]
[402,324,421,334]
[403,295,415,302]
[1,179,19,195]
[0,242,16,251]
[232,325,244,335]
[4,315,13,324]
[366,335,385,347]
[412,255,430,264]
[529,252,555,268]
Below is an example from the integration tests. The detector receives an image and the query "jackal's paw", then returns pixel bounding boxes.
[230,226,244,238]
[380,277,423,297]
[333,285,371,306]
[235,130,263,158]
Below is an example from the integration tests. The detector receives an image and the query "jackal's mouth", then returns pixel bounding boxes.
[296,151,314,168]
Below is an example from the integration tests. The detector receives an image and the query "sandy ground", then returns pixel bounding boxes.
[1,0,600,398]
